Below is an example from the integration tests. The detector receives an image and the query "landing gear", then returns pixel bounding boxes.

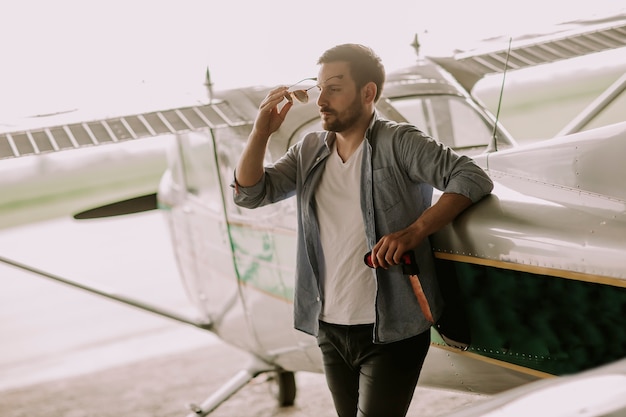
[186,357,297,416]
[268,370,297,406]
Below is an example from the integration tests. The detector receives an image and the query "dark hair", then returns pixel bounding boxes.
[317,43,385,102]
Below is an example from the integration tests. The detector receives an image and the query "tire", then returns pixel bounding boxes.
[270,371,297,406]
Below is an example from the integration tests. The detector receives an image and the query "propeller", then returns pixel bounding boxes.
[73,194,158,219]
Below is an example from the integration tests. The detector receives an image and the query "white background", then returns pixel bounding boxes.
[1,0,623,120]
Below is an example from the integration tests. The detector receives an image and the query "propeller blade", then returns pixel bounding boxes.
[73,194,158,219]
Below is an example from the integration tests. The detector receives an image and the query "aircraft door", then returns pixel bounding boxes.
[218,127,322,373]
[159,128,255,348]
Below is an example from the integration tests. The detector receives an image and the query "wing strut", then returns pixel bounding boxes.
[0,254,212,330]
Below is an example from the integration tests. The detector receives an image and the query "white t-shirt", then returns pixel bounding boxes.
[316,141,376,325]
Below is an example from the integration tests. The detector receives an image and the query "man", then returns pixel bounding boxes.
[233,44,493,417]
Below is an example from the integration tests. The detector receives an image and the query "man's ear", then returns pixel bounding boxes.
[362,82,377,104]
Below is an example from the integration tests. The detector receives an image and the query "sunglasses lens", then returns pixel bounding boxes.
[292,90,309,103]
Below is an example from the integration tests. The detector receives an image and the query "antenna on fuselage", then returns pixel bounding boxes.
[204,66,214,103]
[411,34,421,57]
[487,37,512,153]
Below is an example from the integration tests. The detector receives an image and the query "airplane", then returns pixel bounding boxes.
[1,11,625,416]
[441,356,626,417]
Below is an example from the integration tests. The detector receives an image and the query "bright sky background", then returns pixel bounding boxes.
[1,0,624,121]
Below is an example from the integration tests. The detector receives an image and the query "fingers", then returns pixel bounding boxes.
[261,86,291,110]
[371,232,415,269]
[272,98,293,124]
[266,87,295,119]
[371,240,403,269]
[372,250,400,269]
[254,86,294,136]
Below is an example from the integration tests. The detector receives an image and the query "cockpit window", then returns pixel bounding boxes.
[389,95,495,153]
[289,95,511,156]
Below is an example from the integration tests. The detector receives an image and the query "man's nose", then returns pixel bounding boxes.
[316,89,327,107]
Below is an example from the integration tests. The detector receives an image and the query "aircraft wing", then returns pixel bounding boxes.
[0,99,254,230]
[0,101,249,160]
[428,12,626,91]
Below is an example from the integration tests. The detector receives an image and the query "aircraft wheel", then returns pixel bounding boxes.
[269,370,297,406]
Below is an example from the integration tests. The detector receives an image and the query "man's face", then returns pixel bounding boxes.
[316,62,364,133]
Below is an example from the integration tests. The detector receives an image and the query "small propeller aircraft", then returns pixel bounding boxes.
[1,12,626,416]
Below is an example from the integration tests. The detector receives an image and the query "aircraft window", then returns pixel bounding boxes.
[203,126,299,230]
[288,96,503,156]
[214,127,260,215]
[389,96,494,153]
[167,126,267,218]
[168,130,224,213]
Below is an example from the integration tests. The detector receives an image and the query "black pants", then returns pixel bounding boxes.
[317,321,430,417]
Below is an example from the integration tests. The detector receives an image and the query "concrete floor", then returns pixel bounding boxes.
[0,334,486,417]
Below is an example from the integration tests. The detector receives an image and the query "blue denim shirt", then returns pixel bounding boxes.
[233,113,493,343]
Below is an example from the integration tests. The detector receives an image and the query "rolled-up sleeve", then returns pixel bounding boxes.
[231,172,268,209]
[399,128,493,202]
[443,156,494,202]
[232,142,300,209]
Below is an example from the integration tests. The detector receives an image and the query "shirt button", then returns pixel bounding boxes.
[316,297,321,302]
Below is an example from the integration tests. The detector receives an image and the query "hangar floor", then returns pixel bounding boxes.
[0,337,486,417]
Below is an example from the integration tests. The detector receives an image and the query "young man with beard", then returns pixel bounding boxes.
[233,44,493,417]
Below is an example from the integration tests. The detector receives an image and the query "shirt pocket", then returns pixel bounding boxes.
[372,167,401,213]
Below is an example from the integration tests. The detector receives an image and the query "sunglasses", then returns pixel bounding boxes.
[284,77,317,103]
[284,75,344,103]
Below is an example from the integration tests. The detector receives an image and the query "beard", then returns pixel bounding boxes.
[321,95,364,133]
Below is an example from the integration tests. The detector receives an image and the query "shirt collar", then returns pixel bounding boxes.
[365,110,379,140]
